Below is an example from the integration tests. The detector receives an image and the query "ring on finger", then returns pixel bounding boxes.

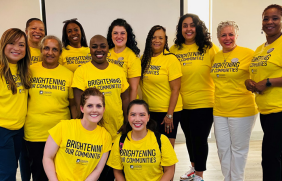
[166,125,170,128]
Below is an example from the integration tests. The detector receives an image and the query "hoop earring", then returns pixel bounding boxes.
[107,52,111,58]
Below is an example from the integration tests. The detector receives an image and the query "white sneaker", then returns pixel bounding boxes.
[194,175,204,181]
[180,166,195,180]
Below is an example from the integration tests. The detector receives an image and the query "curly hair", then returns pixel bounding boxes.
[121,99,158,137]
[62,19,88,50]
[0,28,31,94]
[107,18,140,56]
[263,4,282,16]
[174,13,212,54]
[78,88,105,126]
[141,25,170,80]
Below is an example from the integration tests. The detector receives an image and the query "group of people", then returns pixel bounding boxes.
[0,3,281,181]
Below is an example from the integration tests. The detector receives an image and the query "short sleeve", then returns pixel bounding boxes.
[168,55,182,81]
[68,72,74,99]
[71,66,86,91]
[106,135,123,170]
[160,134,178,166]
[48,121,63,146]
[241,49,255,71]
[121,70,129,93]
[102,129,112,153]
[209,44,220,63]
[128,56,141,78]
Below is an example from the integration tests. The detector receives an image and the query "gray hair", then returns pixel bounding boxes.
[39,35,63,53]
[217,21,239,38]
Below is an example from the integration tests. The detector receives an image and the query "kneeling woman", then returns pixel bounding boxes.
[107,100,178,181]
[43,88,112,181]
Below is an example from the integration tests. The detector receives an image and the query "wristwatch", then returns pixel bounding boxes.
[166,114,173,119]
[266,78,272,87]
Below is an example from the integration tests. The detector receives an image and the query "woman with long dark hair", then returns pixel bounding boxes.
[107,18,141,100]
[0,28,31,180]
[59,19,91,72]
[140,25,182,149]
[170,13,219,181]
[107,99,178,181]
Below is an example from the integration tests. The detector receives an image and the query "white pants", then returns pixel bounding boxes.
[214,114,257,181]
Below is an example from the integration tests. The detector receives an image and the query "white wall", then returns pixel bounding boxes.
[0,0,41,36]
[45,0,180,55]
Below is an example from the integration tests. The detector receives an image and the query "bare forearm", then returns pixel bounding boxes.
[167,89,179,115]
[160,165,175,181]
[269,77,282,87]
[43,157,58,181]
[114,169,126,181]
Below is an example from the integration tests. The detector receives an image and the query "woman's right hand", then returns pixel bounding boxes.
[245,79,257,92]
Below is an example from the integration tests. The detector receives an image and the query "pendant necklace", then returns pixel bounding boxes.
[222,51,233,62]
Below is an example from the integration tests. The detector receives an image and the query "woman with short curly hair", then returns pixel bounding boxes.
[107,18,141,100]
[170,13,219,181]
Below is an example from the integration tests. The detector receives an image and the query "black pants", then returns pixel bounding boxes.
[261,112,282,181]
[180,108,213,171]
[25,141,48,181]
[99,150,115,180]
[19,139,31,181]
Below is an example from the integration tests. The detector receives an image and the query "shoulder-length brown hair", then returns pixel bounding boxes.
[0,28,31,94]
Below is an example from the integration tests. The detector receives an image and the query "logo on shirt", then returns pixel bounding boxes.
[267,48,274,54]
[130,165,142,170]
[39,90,52,96]
[216,74,226,78]
[251,69,257,74]
[76,159,88,165]
[183,62,192,66]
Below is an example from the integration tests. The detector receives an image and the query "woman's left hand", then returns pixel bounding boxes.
[255,79,267,94]
[161,116,174,134]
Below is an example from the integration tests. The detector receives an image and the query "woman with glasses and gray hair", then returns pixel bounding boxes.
[210,21,258,181]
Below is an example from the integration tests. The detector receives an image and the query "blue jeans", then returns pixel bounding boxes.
[0,127,23,181]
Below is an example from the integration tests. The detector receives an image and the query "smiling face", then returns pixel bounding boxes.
[182,17,196,45]
[81,95,105,124]
[262,8,282,38]
[112,26,127,49]
[66,23,81,48]
[128,104,150,132]
[26,20,45,46]
[218,26,238,53]
[151,29,166,56]
[90,36,109,66]
[41,39,61,67]
[4,36,26,64]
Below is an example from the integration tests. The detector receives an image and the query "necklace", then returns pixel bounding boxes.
[222,51,232,62]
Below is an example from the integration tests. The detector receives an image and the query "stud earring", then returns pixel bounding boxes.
[261,29,264,34]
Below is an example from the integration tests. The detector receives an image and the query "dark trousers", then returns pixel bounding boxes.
[99,150,115,180]
[180,108,213,171]
[0,127,23,181]
[261,112,282,181]
[25,141,48,181]
[19,139,31,181]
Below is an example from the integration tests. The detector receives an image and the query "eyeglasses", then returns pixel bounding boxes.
[63,18,78,23]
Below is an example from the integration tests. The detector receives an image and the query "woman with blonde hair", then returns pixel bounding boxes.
[0,28,31,180]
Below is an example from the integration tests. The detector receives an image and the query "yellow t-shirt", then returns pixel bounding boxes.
[107,130,178,181]
[170,43,219,109]
[250,35,282,114]
[72,62,129,141]
[140,52,183,112]
[59,45,91,72]
[108,47,141,78]
[24,62,74,142]
[29,46,41,65]
[49,119,112,181]
[0,63,28,130]
[211,46,258,117]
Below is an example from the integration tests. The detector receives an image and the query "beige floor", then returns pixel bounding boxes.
[16,140,263,181]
